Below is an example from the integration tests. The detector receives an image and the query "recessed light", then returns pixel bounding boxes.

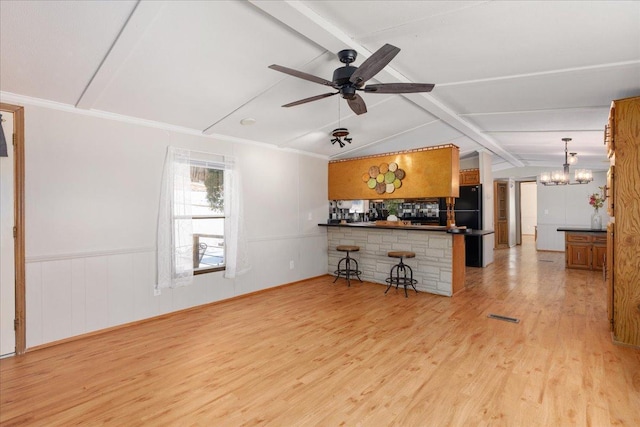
[240,118,256,126]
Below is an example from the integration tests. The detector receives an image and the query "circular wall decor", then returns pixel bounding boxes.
[364,162,406,194]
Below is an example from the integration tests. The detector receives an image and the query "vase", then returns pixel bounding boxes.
[591,210,602,230]
[387,214,398,222]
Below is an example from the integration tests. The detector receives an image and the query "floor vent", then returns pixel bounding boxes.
[538,259,554,263]
[488,314,520,323]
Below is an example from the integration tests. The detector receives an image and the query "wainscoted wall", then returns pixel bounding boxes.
[26,249,156,347]
[17,101,329,349]
[326,227,454,296]
[26,232,328,348]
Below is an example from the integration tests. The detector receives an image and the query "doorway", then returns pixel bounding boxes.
[1,111,15,356]
[519,181,537,244]
[0,103,25,356]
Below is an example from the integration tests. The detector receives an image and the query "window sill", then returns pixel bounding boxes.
[194,266,225,275]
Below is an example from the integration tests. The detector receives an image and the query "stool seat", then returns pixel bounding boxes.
[388,251,415,259]
[385,250,418,298]
[333,245,362,287]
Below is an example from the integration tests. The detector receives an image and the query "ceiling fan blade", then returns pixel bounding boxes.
[269,64,335,87]
[349,44,400,86]
[347,94,367,115]
[363,83,435,94]
[282,92,338,108]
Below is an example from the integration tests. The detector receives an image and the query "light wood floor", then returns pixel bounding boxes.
[1,236,639,426]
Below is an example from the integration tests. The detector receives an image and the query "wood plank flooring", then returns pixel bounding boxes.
[1,236,639,426]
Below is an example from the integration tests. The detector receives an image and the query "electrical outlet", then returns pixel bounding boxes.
[154,288,161,296]
[308,212,312,220]
[289,260,295,269]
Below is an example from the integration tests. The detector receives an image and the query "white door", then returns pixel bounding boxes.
[0,111,15,357]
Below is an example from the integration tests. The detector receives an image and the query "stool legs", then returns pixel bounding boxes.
[385,257,418,297]
[333,251,362,287]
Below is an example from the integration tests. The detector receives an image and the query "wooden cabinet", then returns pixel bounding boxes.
[564,231,606,270]
[606,222,614,330]
[592,235,607,270]
[606,96,640,347]
[460,169,480,186]
[606,165,615,217]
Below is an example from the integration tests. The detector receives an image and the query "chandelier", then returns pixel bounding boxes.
[539,138,593,186]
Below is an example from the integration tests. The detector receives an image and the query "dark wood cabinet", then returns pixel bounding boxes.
[460,169,480,186]
[564,231,606,270]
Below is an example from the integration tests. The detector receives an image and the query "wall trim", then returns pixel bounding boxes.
[25,232,327,263]
[26,246,155,263]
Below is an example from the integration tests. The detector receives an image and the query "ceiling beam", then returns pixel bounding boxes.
[249,0,524,167]
[75,1,167,109]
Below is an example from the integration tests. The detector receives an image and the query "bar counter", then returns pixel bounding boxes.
[318,222,485,296]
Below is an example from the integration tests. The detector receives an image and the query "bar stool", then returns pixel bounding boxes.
[333,245,362,287]
[385,251,418,297]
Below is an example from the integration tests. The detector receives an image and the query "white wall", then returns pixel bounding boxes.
[536,172,609,251]
[520,182,537,235]
[21,103,329,348]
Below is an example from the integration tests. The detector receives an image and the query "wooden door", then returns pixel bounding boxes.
[0,111,15,356]
[0,103,25,355]
[494,182,508,248]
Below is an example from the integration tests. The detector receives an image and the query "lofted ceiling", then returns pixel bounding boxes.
[1,1,639,173]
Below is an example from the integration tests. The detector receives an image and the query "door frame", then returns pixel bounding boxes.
[1,102,25,355]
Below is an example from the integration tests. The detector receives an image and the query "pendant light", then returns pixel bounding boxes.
[539,138,593,186]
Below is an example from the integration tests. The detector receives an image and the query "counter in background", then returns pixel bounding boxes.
[319,222,481,296]
[557,227,606,270]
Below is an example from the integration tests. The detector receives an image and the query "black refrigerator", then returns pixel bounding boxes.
[440,185,483,267]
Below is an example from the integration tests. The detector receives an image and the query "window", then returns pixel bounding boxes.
[190,160,225,273]
[158,147,247,289]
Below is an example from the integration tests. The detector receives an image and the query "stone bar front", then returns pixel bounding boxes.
[320,223,466,296]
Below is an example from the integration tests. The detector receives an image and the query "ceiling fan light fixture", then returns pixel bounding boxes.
[330,128,352,148]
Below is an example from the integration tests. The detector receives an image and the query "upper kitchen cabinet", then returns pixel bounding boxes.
[328,144,460,200]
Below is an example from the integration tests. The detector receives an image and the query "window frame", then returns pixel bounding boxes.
[190,158,226,275]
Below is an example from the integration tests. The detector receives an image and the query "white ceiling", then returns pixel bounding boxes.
[1,0,639,172]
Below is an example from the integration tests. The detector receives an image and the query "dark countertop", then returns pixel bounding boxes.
[319,222,494,236]
[557,227,606,233]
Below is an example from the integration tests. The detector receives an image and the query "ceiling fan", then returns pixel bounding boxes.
[268,44,434,116]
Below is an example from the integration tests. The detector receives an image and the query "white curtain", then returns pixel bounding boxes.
[157,147,193,289]
[223,157,250,278]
